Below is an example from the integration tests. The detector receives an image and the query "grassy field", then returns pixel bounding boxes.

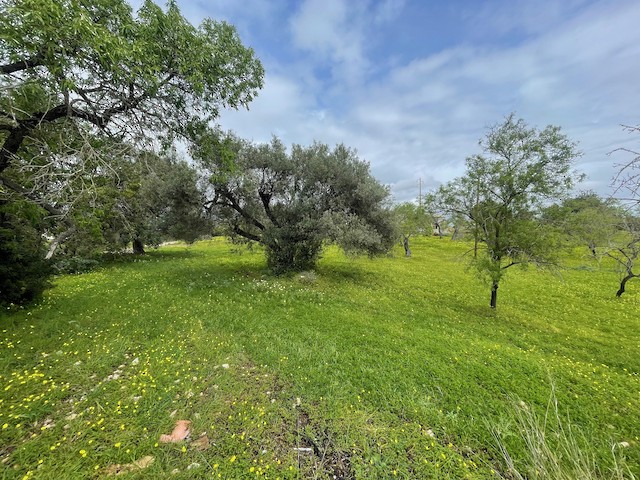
[1,237,638,479]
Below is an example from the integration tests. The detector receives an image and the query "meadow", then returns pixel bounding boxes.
[0,237,638,479]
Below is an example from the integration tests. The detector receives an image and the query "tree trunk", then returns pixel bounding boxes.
[435,221,443,238]
[490,281,499,309]
[132,237,145,255]
[616,272,637,297]
[451,226,460,241]
[45,228,75,260]
[403,236,411,257]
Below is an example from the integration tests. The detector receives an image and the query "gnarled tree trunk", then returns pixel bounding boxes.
[616,272,638,297]
[403,236,411,257]
[132,237,145,255]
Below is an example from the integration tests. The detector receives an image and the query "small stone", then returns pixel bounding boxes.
[618,441,630,448]
[221,364,229,369]
[187,462,201,470]
[131,357,140,366]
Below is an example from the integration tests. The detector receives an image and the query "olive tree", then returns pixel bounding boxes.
[47,150,213,261]
[393,202,431,256]
[542,192,622,257]
[205,137,397,273]
[434,115,582,308]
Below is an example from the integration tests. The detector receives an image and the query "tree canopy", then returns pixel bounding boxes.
[433,114,582,308]
[542,191,622,257]
[1,0,263,198]
[204,137,397,273]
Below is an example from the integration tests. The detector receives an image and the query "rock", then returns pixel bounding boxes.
[159,420,191,443]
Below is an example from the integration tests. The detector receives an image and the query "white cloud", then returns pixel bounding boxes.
[289,0,368,85]
[373,0,406,24]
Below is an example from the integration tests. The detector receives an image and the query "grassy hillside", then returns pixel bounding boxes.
[1,237,638,479]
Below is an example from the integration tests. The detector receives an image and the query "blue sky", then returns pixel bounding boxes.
[131,0,640,202]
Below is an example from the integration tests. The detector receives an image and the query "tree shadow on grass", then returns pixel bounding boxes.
[315,263,379,286]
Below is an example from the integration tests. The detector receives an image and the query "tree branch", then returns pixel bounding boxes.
[1,54,45,74]
[220,188,265,230]
[232,225,261,242]
[0,175,64,217]
[258,190,280,227]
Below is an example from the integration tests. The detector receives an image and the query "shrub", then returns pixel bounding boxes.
[0,199,52,306]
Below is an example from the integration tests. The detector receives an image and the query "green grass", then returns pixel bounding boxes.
[1,237,638,479]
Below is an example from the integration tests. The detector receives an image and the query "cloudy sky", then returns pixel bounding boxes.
[132,0,640,202]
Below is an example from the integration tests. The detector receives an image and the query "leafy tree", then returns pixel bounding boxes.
[542,192,622,257]
[205,137,396,273]
[0,0,262,297]
[47,150,213,260]
[1,0,263,174]
[393,202,431,256]
[434,114,582,308]
[0,0,263,240]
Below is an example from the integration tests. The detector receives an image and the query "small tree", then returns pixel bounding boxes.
[604,213,639,297]
[393,202,431,256]
[0,197,51,306]
[607,125,640,296]
[435,114,582,308]
[206,137,396,273]
[542,192,622,257]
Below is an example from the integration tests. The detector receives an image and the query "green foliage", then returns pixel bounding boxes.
[0,198,51,306]
[434,114,582,307]
[542,191,623,255]
[206,137,397,273]
[393,202,431,237]
[0,0,264,144]
[51,150,213,259]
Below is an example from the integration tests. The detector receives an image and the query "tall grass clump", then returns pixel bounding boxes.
[495,389,635,480]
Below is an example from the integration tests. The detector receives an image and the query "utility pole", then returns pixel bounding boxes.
[418,177,423,207]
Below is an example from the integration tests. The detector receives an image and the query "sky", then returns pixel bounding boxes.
[130,0,640,202]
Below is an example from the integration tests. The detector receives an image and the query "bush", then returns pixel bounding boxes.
[0,199,52,306]
[52,256,100,274]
